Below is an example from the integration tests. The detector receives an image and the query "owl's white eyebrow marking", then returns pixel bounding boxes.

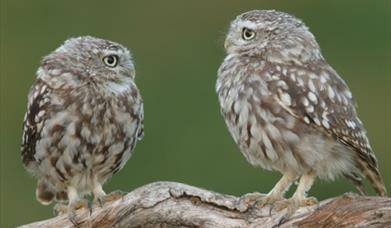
[108,45,120,50]
[237,21,259,30]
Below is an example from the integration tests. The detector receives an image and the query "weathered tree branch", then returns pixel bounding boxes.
[20,181,390,228]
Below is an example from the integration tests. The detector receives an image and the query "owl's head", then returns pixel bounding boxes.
[39,36,135,87]
[224,10,322,63]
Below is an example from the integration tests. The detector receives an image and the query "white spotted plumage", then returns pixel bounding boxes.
[21,36,144,211]
[217,10,387,210]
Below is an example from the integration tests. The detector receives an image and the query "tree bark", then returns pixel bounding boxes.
[19,181,391,228]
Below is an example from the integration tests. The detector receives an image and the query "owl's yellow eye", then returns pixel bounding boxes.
[242,28,256,40]
[103,55,119,67]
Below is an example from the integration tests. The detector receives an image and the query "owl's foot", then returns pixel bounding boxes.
[53,199,91,226]
[240,192,265,205]
[239,192,285,210]
[69,199,92,226]
[255,194,284,208]
[274,196,318,212]
[273,196,318,224]
[71,199,91,211]
[53,199,91,215]
[96,190,127,207]
[53,203,68,215]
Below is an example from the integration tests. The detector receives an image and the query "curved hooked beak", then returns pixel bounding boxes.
[129,68,136,79]
[123,68,136,79]
[224,38,232,50]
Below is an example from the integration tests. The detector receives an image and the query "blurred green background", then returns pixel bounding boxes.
[0,1,390,227]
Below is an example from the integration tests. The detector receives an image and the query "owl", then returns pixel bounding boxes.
[217,10,387,214]
[21,36,144,215]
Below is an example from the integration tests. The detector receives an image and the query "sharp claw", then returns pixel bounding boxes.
[98,197,104,207]
[272,196,318,221]
[240,192,265,204]
[254,195,284,209]
[62,199,90,225]
[96,190,127,207]
[277,214,289,227]
[108,190,127,201]
[303,197,318,206]
[269,203,276,216]
[69,211,80,227]
[273,199,291,212]
[88,201,93,215]
[53,203,68,216]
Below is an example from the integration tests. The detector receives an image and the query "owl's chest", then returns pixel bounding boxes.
[217,64,273,127]
[41,91,140,164]
[217,62,295,169]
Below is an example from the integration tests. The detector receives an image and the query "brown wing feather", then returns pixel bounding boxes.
[21,79,51,169]
[269,61,386,196]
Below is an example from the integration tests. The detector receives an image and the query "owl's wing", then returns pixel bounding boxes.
[136,102,144,140]
[21,79,51,168]
[268,62,378,170]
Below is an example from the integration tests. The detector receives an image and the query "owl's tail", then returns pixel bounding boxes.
[36,179,55,205]
[356,157,387,197]
[344,172,366,195]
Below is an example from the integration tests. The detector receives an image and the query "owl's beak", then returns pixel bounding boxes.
[129,69,136,79]
[124,68,136,79]
[224,38,232,50]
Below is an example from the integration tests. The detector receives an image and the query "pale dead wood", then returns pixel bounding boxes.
[20,181,391,228]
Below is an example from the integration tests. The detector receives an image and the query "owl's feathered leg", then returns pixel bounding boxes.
[274,172,318,219]
[257,172,298,207]
[240,172,297,207]
[53,186,89,226]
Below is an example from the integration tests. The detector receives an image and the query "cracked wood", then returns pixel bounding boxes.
[20,181,391,228]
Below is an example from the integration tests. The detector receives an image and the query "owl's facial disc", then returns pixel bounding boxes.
[224,20,266,55]
[98,48,135,79]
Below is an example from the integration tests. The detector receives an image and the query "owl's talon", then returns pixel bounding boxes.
[273,198,295,212]
[69,211,81,227]
[53,203,68,215]
[303,196,318,206]
[277,214,290,226]
[273,196,318,220]
[53,199,89,215]
[96,190,127,207]
[254,194,284,209]
[240,192,265,205]
[106,190,127,201]
[71,199,89,210]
